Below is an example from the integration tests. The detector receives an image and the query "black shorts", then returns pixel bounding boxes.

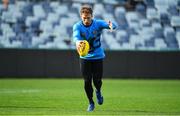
[80,59,103,79]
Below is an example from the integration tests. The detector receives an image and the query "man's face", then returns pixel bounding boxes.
[81,9,92,26]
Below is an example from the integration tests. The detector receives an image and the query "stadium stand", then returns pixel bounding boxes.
[0,0,180,50]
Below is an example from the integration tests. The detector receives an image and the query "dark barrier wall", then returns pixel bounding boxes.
[0,49,180,79]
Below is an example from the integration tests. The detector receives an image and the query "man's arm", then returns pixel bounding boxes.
[73,24,81,43]
[98,20,117,30]
[73,24,83,52]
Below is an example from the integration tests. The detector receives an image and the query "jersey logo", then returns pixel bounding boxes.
[93,30,97,35]
[81,32,86,38]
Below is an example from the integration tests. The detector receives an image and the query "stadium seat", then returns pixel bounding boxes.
[121,43,135,50]
[160,12,170,26]
[47,13,59,26]
[135,3,146,17]
[152,22,164,38]
[167,0,178,6]
[116,30,129,44]
[127,27,138,35]
[93,4,105,18]
[32,36,43,48]
[176,31,180,48]
[53,25,69,39]
[163,26,179,48]
[103,33,120,50]
[139,19,151,28]
[154,38,167,49]
[102,13,116,22]
[72,0,97,3]
[129,22,140,31]
[103,0,118,5]
[71,2,81,14]
[41,1,53,13]
[33,4,46,20]
[115,7,128,29]
[146,8,159,21]
[0,29,2,36]
[104,4,115,13]
[144,39,155,49]
[54,4,68,16]
[144,0,155,8]
[54,37,70,49]
[126,11,139,23]
[171,16,180,27]
[130,35,144,48]
[115,7,126,19]
[164,26,175,38]
[177,0,180,10]
[155,0,169,13]
[168,4,179,16]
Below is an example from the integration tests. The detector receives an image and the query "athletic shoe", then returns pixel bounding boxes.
[96,90,103,105]
[87,103,95,112]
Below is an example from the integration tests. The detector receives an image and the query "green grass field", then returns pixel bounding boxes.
[0,79,180,115]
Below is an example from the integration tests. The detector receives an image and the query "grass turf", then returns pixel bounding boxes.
[0,79,180,115]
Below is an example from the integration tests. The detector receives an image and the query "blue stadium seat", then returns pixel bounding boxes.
[21,2,33,17]
[154,38,167,49]
[163,27,179,48]
[144,0,155,8]
[121,43,134,50]
[93,4,105,18]
[116,30,129,44]
[177,0,180,10]
[176,32,180,48]
[0,28,2,36]
[135,3,146,17]
[72,0,97,3]
[103,0,118,5]
[47,13,59,27]
[127,27,138,35]
[126,12,139,23]
[146,8,159,21]
[168,4,179,16]
[33,4,46,20]
[54,4,68,17]
[152,22,163,38]
[129,35,145,50]
[104,4,114,13]
[155,0,169,13]
[145,39,155,48]
[12,23,22,34]
[115,7,128,30]
[171,16,180,27]
[140,19,151,28]
[71,2,81,14]
[41,1,53,14]
[160,12,170,26]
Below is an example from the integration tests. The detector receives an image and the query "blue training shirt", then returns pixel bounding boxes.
[73,19,117,60]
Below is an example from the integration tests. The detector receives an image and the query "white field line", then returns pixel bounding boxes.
[0,89,42,94]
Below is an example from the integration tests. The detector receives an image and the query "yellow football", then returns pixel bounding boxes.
[76,40,90,57]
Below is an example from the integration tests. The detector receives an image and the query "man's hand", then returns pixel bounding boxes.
[108,20,113,31]
[76,41,83,52]
[76,40,86,53]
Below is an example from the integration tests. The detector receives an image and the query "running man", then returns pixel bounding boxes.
[73,4,117,112]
